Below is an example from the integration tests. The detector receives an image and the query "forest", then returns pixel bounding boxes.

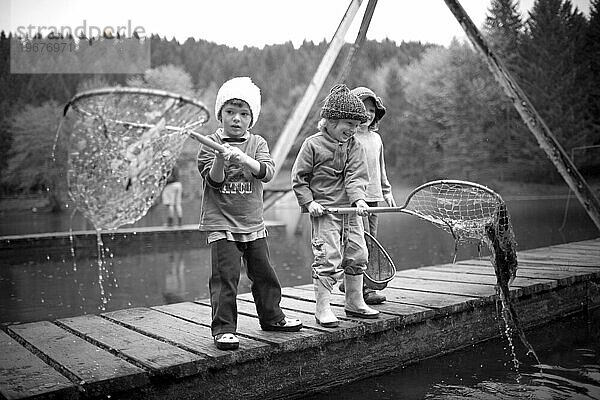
[0,0,599,210]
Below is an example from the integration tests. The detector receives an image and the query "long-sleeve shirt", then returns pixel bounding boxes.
[197,130,274,234]
[291,130,368,210]
[353,129,392,202]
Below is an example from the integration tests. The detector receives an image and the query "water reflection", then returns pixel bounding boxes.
[163,249,187,304]
[303,309,600,400]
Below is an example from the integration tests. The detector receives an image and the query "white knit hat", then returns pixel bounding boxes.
[215,77,261,128]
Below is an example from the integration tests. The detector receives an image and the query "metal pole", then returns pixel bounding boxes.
[268,0,364,183]
[443,0,600,231]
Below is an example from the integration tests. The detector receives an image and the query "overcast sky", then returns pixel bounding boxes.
[0,0,592,49]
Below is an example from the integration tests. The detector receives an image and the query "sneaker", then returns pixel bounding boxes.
[260,317,303,332]
[214,333,239,350]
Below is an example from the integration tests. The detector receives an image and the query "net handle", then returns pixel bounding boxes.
[63,87,211,118]
[189,130,227,153]
[324,179,503,215]
[324,206,406,214]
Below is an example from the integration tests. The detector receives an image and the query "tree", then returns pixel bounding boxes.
[483,0,524,64]
[518,0,591,155]
[587,0,600,136]
[2,101,67,211]
[127,64,195,97]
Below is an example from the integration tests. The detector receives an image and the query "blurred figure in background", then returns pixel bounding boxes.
[162,166,183,226]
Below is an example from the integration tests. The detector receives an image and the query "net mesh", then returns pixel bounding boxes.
[59,88,210,230]
[364,231,396,289]
[405,181,502,245]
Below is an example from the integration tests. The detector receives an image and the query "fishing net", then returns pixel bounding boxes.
[364,231,396,289]
[403,180,504,246]
[58,87,210,230]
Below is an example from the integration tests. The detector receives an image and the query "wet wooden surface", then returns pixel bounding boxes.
[1,238,599,400]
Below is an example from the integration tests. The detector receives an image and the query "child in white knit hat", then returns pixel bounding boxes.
[291,84,379,328]
[197,77,302,350]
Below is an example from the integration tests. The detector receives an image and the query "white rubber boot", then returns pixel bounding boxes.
[344,274,379,318]
[313,278,340,328]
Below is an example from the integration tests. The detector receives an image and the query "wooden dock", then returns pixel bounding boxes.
[2,238,599,400]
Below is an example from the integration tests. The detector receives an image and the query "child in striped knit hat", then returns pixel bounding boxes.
[291,84,380,328]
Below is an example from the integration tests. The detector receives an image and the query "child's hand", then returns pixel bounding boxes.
[307,201,324,217]
[227,146,250,164]
[354,199,369,216]
[384,194,396,207]
[214,144,232,161]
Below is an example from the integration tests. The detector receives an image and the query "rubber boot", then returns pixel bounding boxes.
[364,287,386,305]
[313,278,339,328]
[340,281,385,304]
[344,274,379,318]
[177,216,182,226]
[166,216,173,227]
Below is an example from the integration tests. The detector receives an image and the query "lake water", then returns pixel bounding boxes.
[1,189,599,399]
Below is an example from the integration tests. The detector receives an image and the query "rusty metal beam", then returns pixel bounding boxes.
[443,0,600,231]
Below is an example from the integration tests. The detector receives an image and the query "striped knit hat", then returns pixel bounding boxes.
[320,84,368,123]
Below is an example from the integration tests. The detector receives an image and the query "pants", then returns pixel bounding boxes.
[310,213,368,292]
[209,238,285,336]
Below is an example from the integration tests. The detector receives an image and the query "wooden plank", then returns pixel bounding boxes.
[238,293,369,338]
[154,302,321,352]
[386,276,500,299]
[517,258,600,268]
[525,246,600,255]
[556,244,600,252]
[520,247,600,256]
[0,330,77,400]
[57,314,206,378]
[517,253,599,267]
[380,287,482,315]
[233,296,353,333]
[103,307,271,366]
[281,286,434,330]
[226,298,373,344]
[426,263,595,287]
[523,252,600,263]
[395,268,557,291]
[8,321,148,397]
[457,258,600,274]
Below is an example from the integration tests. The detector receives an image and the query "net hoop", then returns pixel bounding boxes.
[402,179,504,245]
[64,87,211,120]
[364,231,397,288]
[59,87,211,230]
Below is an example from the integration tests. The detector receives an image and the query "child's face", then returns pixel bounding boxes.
[362,97,376,128]
[220,100,252,137]
[328,119,361,142]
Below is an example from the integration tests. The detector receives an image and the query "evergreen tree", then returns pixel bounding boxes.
[483,0,524,64]
[518,0,591,179]
[587,0,600,136]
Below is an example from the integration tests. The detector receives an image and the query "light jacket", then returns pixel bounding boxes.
[292,130,368,210]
